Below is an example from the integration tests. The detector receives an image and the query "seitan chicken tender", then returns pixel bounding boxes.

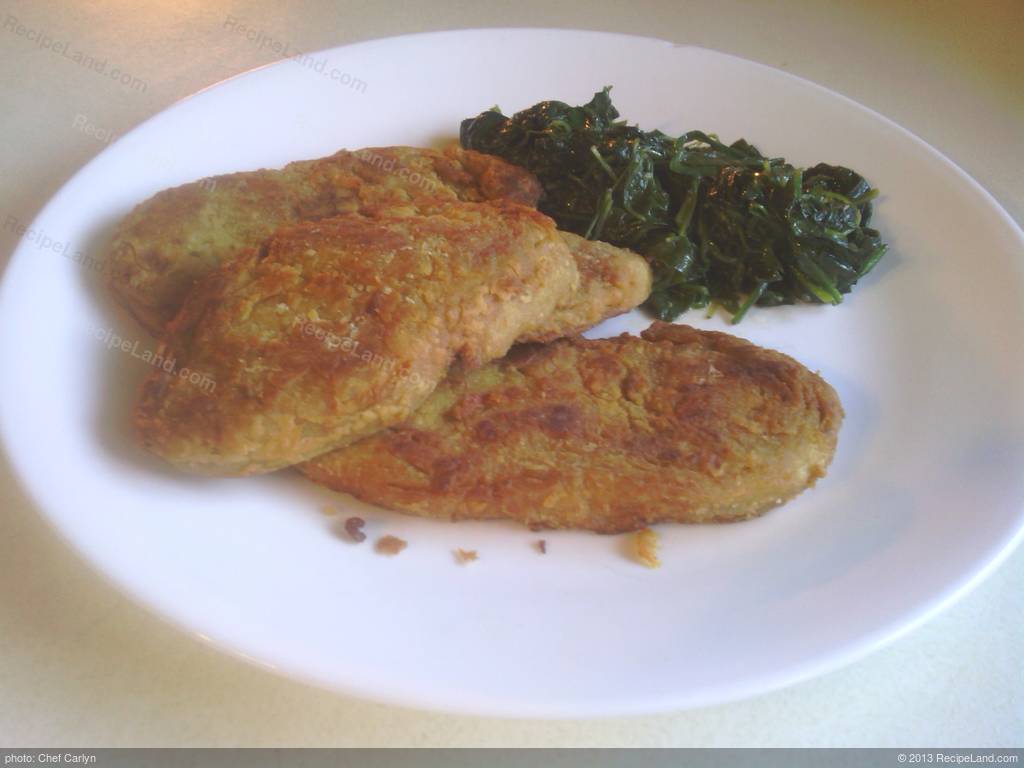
[108,146,543,334]
[135,200,582,476]
[300,323,843,533]
[522,232,652,343]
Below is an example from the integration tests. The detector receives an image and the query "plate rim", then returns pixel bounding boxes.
[1,27,1023,718]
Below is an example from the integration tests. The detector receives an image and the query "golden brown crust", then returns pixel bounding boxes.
[108,146,543,334]
[300,323,844,534]
[521,233,652,342]
[134,200,580,476]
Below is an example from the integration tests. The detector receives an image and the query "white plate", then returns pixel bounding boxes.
[2,29,1023,717]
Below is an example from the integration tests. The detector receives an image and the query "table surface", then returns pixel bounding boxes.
[0,0,1021,748]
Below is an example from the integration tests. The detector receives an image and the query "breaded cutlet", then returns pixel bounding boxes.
[108,146,543,334]
[135,200,583,476]
[301,323,843,533]
[523,232,651,342]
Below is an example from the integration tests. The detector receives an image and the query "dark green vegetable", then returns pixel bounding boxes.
[460,88,887,323]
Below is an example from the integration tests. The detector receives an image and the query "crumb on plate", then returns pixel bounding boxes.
[343,516,367,542]
[375,535,407,555]
[454,548,478,564]
[634,528,660,568]
[535,539,547,554]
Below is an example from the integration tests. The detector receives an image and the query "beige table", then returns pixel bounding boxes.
[1,0,1020,747]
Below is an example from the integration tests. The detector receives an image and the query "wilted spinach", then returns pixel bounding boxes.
[460,88,887,322]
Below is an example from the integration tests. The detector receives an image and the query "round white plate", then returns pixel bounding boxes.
[2,30,1022,717]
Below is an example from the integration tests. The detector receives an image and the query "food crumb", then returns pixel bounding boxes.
[375,535,407,555]
[319,505,337,517]
[535,539,547,554]
[343,516,366,542]
[454,548,478,564]
[634,528,660,568]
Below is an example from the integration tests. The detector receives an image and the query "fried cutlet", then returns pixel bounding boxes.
[300,323,843,533]
[523,232,651,342]
[134,200,582,476]
[108,146,543,334]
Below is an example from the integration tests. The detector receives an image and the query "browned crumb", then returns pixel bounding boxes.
[375,535,407,555]
[634,528,660,568]
[343,516,366,542]
[454,548,478,564]
[319,505,337,517]
[536,539,547,554]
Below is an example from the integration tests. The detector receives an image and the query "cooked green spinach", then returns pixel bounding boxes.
[460,88,887,322]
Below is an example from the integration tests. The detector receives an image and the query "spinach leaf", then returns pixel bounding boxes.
[460,88,887,322]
